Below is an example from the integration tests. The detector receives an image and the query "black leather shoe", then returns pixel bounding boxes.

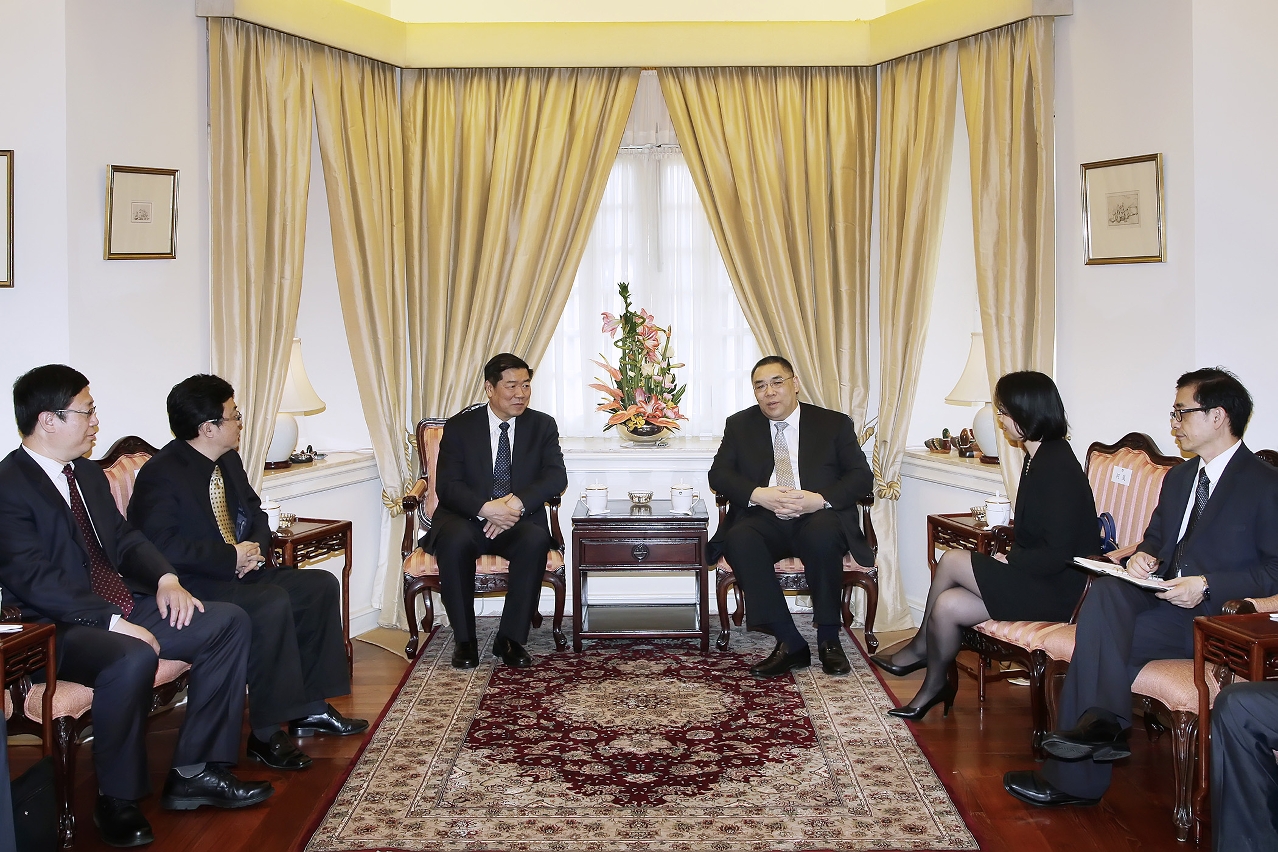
[888,682,958,721]
[451,639,480,669]
[818,639,852,676]
[160,765,274,811]
[1041,707,1131,762]
[749,640,811,679]
[1003,770,1100,807]
[492,635,533,668]
[288,703,370,738]
[869,652,927,677]
[94,795,153,847]
[247,731,313,770]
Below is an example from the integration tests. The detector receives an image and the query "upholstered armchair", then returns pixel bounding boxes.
[711,492,879,654]
[3,436,192,848]
[400,418,568,659]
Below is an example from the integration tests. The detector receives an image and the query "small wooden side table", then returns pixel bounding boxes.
[0,623,58,755]
[272,518,354,672]
[1192,612,1278,841]
[926,512,1017,692]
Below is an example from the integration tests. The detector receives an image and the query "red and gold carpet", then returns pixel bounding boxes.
[305,623,977,851]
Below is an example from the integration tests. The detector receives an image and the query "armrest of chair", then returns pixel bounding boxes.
[714,490,728,525]
[1,606,22,623]
[990,522,1016,552]
[858,496,877,553]
[400,478,429,561]
[1223,594,1278,615]
[548,494,565,553]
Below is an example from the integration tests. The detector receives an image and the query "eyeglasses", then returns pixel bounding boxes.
[204,411,244,426]
[753,376,796,393]
[1169,406,1211,422]
[54,407,96,419]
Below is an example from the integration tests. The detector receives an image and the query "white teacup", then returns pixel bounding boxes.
[585,485,609,514]
[261,496,282,532]
[985,495,1012,527]
[670,484,695,514]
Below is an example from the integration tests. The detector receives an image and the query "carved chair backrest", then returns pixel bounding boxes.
[1085,432,1183,551]
[414,418,449,525]
[1257,449,1278,469]
[95,436,161,516]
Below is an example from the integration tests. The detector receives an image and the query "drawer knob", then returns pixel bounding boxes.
[632,543,650,561]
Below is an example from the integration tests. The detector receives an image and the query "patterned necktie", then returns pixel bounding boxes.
[1169,469,1211,579]
[492,422,512,498]
[209,467,237,544]
[773,422,796,489]
[62,464,134,619]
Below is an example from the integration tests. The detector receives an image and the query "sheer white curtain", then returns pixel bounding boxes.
[537,72,760,438]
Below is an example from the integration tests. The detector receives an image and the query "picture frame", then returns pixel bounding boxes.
[1080,153,1165,265]
[1,150,12,288]
[104,165,178,260]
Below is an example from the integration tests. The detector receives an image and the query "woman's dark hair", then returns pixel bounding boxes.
[993,371,1069,443]
[168,374,235,440]
[13,364,89,437]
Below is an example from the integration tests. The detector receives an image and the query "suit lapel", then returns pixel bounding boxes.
[476,406,495,498]
[1193,444,1249,539]
[14,450,90,559]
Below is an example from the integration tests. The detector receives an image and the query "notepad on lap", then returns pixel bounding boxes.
[1073,557,1171,591]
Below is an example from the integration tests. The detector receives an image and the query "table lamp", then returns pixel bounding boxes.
[944,332,998,462]
[265,337,326,469]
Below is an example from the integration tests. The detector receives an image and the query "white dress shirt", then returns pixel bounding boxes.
[1175,439,1241,541]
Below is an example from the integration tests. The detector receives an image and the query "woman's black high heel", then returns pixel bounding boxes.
[887,683,958,721]
[869,653,927,677]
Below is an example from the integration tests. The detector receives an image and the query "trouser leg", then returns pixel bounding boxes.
[794,509,849,628]
[722,508,795,631]
[264,568,350,702]
[492,521,552,645]
[431,512,485,643]
[1211,682,1278,852]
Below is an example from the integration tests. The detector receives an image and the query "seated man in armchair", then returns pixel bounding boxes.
[130,374,366,773]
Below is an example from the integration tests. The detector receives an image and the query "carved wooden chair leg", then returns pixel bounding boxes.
[1029,650,1049,758]
[546,569,568,651]
[1168,710,1198,842]
[53,715,76,848]
[715,570,735,651]
[403,574,424,659]
[1144,710,1167,742]
[731,583,746,627]
[854,572,879,655]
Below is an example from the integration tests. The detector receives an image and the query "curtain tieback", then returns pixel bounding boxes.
[383,487,408,517]
[871,440,901,500]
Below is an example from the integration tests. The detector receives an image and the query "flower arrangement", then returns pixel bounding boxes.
[590,281,688,434]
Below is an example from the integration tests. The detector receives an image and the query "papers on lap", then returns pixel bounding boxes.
[1073,557,1170,591]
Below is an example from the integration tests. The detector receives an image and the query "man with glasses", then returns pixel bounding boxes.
[130,375,365,775]
[708,355,874,678]
[0,365,271,847]
[1005,367,1278,808]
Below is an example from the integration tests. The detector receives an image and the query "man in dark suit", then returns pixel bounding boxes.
[1005,367,1278,807]
[129,375,367,774]
[1209,681,1278,851]
[708,355,874,678]
[424,353,568,669]
[0,365,272,849]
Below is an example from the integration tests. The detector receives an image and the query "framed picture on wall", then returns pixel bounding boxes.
[104,165,179,260]
[1,149,12,287]
[1080,153,1165,265]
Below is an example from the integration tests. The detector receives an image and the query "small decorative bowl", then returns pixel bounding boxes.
[627,490,653,506]
[277,512,298,530]
[970,505,987,525]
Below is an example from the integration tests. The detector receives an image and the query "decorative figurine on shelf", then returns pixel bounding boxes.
[924,428,953,453]
[590,281,688,445]
[954,428,979,458]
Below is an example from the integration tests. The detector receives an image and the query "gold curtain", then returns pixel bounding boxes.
[870,44,960,633]
[657,67,876,427]
[402,67,640,420]
[209,18,315,490]
[311,46,415,627]
[959,18,1056,498]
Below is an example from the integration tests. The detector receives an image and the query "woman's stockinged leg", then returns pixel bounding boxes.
[901,586,990,710]
[886,548,982,667]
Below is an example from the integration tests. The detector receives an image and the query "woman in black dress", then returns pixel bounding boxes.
[870,371,1099,720]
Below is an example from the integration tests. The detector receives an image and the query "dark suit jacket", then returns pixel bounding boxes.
[423,405,568,549]
[1136,443,1278,612]
[129,440,271,582]
[707,402,874,566]
[0,447,172,628]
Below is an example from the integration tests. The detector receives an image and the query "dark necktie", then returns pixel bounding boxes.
[1168,468,1211,579]
[62,464,135,619]
[492,422,512,498]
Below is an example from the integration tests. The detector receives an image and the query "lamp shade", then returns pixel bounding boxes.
[278,337,326,415]
[945,332,991,405]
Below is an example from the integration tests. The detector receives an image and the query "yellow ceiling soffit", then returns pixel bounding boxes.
[194,0,1071,67]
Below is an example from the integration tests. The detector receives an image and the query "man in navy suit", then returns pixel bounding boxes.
[424,353,567,669]
[708,355,874,678]
[0,365,271,848]
[1005,367,1278,807]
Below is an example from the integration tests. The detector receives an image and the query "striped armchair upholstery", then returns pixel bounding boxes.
[3,436,192,847]
[400,417,568,660]
[1085,433,1184,562]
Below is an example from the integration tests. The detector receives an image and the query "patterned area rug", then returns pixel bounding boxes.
[305,623,977,852]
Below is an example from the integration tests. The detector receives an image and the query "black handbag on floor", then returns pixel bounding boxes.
[10,755,56,852]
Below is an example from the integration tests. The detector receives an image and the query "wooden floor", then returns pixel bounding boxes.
[8,630,1199,852]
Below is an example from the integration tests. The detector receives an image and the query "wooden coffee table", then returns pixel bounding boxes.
[571,499,710,652]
